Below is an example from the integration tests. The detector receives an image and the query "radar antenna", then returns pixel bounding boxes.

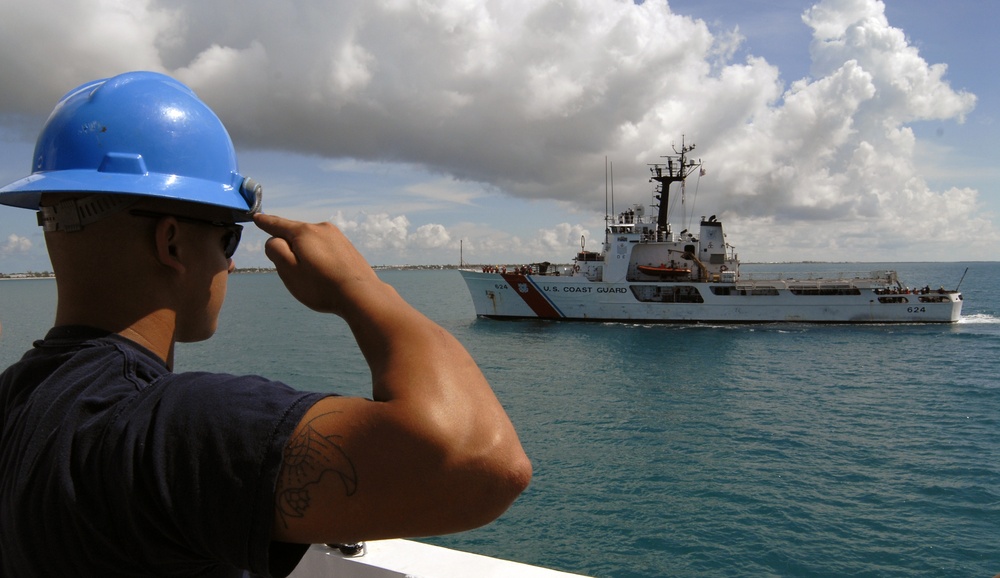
[649,136,701,234]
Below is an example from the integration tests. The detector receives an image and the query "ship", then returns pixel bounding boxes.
[459,142,963,323]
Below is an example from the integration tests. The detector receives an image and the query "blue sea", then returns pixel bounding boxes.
[1,262,997,577]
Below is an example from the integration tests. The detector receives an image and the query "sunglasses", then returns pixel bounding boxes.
[129,210,243,259]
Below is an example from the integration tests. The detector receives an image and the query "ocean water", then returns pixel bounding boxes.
[1,262,997,577]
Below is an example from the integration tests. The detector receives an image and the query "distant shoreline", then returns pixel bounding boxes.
[0,273,54,280]
[2,260,996,280]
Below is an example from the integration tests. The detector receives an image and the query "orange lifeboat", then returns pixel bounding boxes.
[637,264,692,278]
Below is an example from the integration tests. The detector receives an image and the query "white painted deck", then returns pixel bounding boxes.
[289,540,590,578]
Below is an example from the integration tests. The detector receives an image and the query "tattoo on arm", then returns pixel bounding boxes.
[275,411,358,528]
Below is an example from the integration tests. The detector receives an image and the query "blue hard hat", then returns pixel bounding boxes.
[0,71,261,221]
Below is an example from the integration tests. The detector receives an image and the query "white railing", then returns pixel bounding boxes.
[739,270,897,283]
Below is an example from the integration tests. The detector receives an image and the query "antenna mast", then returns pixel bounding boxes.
[649,136,701,235]
[604,157,609,245]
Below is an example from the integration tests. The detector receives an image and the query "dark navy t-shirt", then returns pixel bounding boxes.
[0,327,330,577]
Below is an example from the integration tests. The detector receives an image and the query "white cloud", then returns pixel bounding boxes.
[1,233,31,255]
[331,211,410,252]
[411,223,451,249]
[326,210,593,265]
[0,0,172,114]
[329,211,454,257]
[0,0,993,263]
[402,178,484,206]
[537,223,590,254]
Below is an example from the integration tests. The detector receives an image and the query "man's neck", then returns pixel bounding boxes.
[54,306,178,369]
[118,321,176,369]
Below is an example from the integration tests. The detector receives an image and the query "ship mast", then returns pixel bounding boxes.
[649,137,701,236]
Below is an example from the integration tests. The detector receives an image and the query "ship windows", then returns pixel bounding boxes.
[877,296,909,304]
[918,295,951,303]
[630,285,704,303]
[710,286,779,296]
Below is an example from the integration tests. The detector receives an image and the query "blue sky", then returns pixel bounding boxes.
[0,0,996,273]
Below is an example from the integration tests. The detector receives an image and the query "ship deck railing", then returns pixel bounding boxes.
[738,270,898,285]
[468,264,576,275]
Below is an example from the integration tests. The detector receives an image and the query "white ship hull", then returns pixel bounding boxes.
[460,270,962,323]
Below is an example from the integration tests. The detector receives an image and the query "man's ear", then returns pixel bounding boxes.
[153,217,186,274]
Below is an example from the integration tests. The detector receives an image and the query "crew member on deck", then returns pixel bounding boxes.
[0,72,531,577]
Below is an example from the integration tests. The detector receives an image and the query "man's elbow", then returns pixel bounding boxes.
[498,449,533,502]
[471,450,533,527]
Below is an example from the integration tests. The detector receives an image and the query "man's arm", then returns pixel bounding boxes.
[254,214,532,544]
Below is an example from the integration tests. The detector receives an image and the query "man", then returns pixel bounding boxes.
[0,71,531,577]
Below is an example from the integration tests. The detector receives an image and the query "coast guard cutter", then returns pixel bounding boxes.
[460,142,963,323]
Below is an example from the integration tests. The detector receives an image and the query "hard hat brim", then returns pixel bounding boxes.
[0,170,257,222]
